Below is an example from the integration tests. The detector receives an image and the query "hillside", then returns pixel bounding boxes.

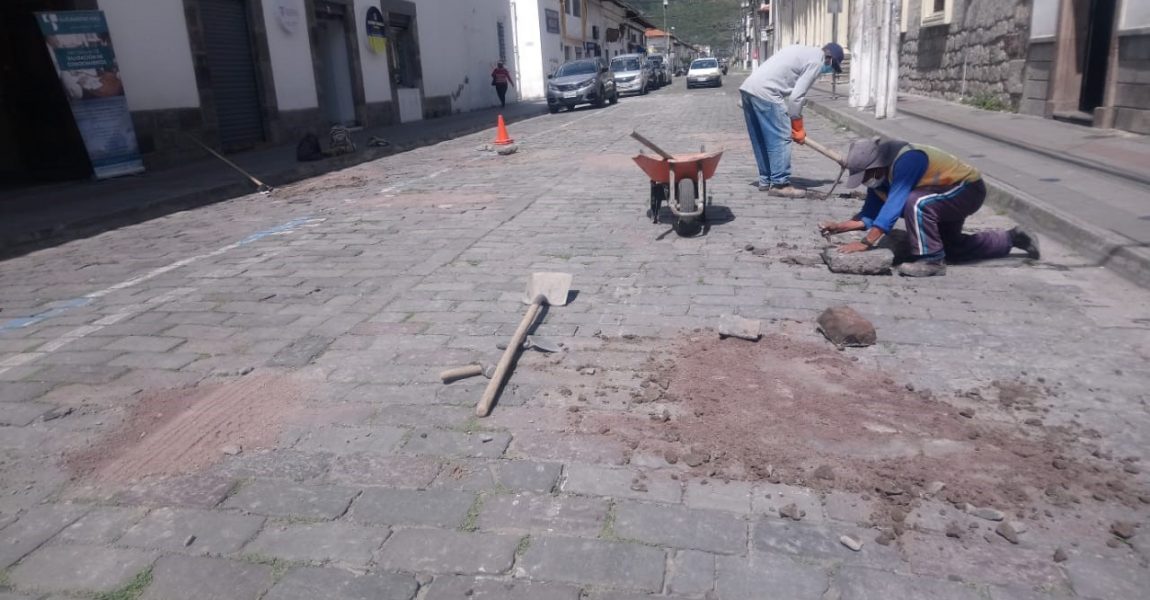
[629,0,743,53]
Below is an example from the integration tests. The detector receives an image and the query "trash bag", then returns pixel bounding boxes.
[296,133,323,162]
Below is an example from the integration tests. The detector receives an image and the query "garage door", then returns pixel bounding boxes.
[200,0,264,149]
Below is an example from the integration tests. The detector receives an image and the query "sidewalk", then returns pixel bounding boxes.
[0,101,549,258]
[807,86,1150,288]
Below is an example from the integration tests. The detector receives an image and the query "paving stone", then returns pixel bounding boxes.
[987,586,1072,600]
[242,522,387,565]
[432,459,562,493]
[0,401,54,426]
[104,336,185,352]
[714,554,829,600]
[402,429,511,458]
[142,555,272,600]
[423,575,581,600]
[753,482,827,523]
[223,480,356,520]
[685,479,753,513]
[118,507,265,555]
[113,474,238,508]
[751,518,899,567]
[263,566,418,600]
[516,536,665,592]
[55,506,146,544]
[0,593,36,600]
[508,431,628,465]
[376,529,519,575]
[821,490,875,525]
[292,426,407,455]
[266,335,335,368]
[821,247,895,275]
[350,488,475,528]
[213,449,332,482]
[669,549,716,596]
[563,463,682,504]
[9,544,156,593]
[327,453,442,488]
[107,352,201,370]
[816,305,878,347]
[830,567,983,600]
[0,503,89,568]
[477,492,608,537]
[613,501,746,554]
[1062,554,1150,600]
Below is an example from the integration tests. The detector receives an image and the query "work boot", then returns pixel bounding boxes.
[1010,227,1041,259]
[898,260,947,277]
[766,184,807,198]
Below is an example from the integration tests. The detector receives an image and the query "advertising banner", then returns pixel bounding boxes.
[36,10,144,180]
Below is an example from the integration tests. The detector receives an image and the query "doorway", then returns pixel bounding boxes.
[314,3,357,127]
[1078,0,1115,113]
[199,0,265,150]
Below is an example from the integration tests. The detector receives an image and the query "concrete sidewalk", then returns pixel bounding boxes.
[0,101,548,259]
[806,86,1150,288]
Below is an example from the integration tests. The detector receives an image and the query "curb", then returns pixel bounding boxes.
[0,106,549,259]
[807,98,1150,290]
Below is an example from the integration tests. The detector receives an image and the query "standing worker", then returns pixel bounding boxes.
[740,43,844,197]
[491,61,515,109]
[819,137,1041,277]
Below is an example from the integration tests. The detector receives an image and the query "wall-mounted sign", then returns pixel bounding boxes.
[365,6,386,54]
[545,9,560,34]
[276,0,301,34]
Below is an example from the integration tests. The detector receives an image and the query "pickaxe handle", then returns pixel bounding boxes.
[802,137,845,167]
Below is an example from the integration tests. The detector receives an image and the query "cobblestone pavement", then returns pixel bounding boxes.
[2,77,1149,599]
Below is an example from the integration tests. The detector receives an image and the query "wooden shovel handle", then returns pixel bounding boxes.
[476,299,542,417]
[803,137,845,166]
[440,364,483,383]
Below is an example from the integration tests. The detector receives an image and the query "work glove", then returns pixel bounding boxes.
[791,117,806,144]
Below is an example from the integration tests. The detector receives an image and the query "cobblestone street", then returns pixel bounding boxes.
[2,77,1149,599]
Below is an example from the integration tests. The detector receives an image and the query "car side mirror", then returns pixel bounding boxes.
[547,74,553,79]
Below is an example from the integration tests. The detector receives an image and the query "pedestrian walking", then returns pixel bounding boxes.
[819,137,1041,277]
[740,43,843,197]
[491,62,515,108]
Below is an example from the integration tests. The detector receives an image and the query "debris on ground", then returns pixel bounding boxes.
[220,444,243,456]
[995,521,1020,544]
[1110,521,1137,540]
[717,315,762,341]
[840,535,863,551]
[821,247,894,275]
[1053,548,1068,562]
[816,306,877,347]
[779,503,804,521]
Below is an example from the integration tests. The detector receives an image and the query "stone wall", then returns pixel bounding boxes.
[898,0,1032,110]
[1114,33,1150,134]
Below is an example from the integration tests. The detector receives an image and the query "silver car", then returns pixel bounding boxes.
[546,57,619,113]
[611,54,649,96]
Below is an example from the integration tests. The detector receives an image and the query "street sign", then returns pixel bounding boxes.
[828,0,842,13]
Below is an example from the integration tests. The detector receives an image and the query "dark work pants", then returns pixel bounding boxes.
[495,83,508,107]
[902,179,1012,262]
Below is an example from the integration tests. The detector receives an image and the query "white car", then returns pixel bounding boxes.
[686,58,722,89]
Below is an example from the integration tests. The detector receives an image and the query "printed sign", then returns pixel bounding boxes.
[36,10,143,180]
[276,0,302,34]
[545,9,560,34]
[366,6,387,54]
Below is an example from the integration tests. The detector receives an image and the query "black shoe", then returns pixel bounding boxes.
[1010,227,1040,260]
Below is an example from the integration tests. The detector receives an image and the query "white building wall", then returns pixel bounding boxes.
[354,0,392,104]
[1121,0,1150,31]
[98,0,200,110]
[415,0,515,112]
[1029,0,1059,39]
[775,0,850,49]
[261,0,318,111]
[512,0,564,100]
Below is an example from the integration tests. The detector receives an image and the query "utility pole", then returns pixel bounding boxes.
[752,3,761,66]
[874,0,900,118]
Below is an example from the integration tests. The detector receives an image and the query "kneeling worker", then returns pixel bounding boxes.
[819,137,1040,277]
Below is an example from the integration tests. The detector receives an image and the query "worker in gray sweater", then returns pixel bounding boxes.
[740,43,843,197]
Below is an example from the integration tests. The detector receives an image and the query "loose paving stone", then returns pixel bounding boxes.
[9,544,156,593]
[508,432,629,465]
[613,501,747,554]
[292,426,407,455]
[714,554,829,600]
[563,463,682,504]
[0,402,54,426]
[243,522,387,565]
[821,247,895,275]
[822,491,874,525]
[477,492,609,537]
[55,506,146,544]
[685,479,753,514]
[517,536,665,592]
[669,549,716,596]
[376,529,519,574]
[266,335,335,368]
[118,507,265,555]
[402,429,511,459]
[422,575,582,600]
[350,488,475,528]
[717,315,762,341]
[263,566,418,600]
[432,459,562,493]
[223,480,356,519]
[829,567,983,600]
[213,449,332,482]
[142,555,272,600]
[327,453,442,488]
[816,305,877,347]
[113,474,238,508]
[0,503,89,568]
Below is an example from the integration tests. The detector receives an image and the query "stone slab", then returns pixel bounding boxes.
[477,492,609,537]
[223,481,356,520]
[243,522,387,565]
[715,554,829,600]
[1063,555,1150,600]
[831,567,983,600]
[55,506,146,544]
[9,544,156,593]
[350,488,475,528]
[376,529,519,575]
[562,463,682,504]
[327,453,442,488]
[292,426,407,455]
[141,555,272,600]
[263,566,418,600]
[717,315,762,341]
[669,549,717,596]
[118,507,265,555]
[684,479,754,514]
[423,575,582,600]
[613,501,747,554]
[113,474,238,509]
[816,305,877,347]
[516,536,665,592]
[821,246,894,275]
[402,429,512,459]
[0,402,54,426]
[0,503,89,568]
[753,482,828,523]
[432,459,562,493]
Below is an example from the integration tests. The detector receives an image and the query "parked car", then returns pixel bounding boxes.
[686,58,722,89]
[647,54,669,87]
[546,57,619,113]
[611,54,649,96]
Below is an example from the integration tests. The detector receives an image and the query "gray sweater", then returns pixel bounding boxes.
[739,45,824,119]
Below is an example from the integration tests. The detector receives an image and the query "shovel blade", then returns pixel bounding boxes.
[524,272,573,306]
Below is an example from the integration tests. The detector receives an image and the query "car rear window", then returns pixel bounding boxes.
[691,59,718,69]
[611,58,641,71]
[555,61,598,77]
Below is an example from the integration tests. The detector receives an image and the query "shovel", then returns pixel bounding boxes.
[801,136,849,201]
[476,272,572,417]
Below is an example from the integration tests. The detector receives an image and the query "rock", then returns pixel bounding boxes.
[840,535,863,551]
[1124,463,1141,474]
[945,522,964,539]
[41,406,74,422]
[495,143,518,156]
[744,244,755,251]
[1053,548,1068,563]
[969,506,1005,522]
[416,574,433,586]
[1024,418,1043,426]
[717,315,762,341]
[877,482,904,496]
[875,532,894,546]
[814,465,835,480]
[1111,521,1136,540]
[821,247,894,275]
[996,522,1020,544]
[926,481,946,495]
[184,535,196,547]
[579,367,597,375]
[480,435,494,443]
[1052,458,1070,470]
[1008,521,1028,534]
[683,452,709,468]
[779,503,803,521]
[958,408,975,418]
[663,451,679,465]
[220,444,243,456]
[1106,538,1122,548]
[817,306,877,348]
[630,482,649,493]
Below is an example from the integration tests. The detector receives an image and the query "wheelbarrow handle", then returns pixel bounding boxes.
[803,137,845,167]
[630,131,674,160]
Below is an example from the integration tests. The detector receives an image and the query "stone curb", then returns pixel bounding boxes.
[807,98,1150,290]
[0,106,549,258]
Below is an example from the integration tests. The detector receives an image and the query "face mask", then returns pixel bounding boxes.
[863,175,884,189]
[821,64,834,75]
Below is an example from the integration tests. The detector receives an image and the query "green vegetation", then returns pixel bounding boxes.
[962,92,1012,113]
[515,535,533,557]
[631,0,743,54]
[461,494,485,532]
[94,568,152,600]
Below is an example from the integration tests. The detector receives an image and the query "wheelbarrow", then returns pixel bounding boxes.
[631,131,723,236]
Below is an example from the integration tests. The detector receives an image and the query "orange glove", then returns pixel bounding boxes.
[791,117,806,144]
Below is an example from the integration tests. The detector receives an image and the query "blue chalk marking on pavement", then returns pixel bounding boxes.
[0,216,314,332]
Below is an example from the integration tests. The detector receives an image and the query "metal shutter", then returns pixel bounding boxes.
[200,0,264,149]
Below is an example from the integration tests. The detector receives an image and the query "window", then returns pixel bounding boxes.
[921,0,953,26]
[565,0,581,18]
[497,22,507,63]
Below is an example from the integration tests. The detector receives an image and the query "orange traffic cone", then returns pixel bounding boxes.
[493,115,514,146]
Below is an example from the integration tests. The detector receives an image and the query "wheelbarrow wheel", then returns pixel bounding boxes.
[674,178,701,236]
